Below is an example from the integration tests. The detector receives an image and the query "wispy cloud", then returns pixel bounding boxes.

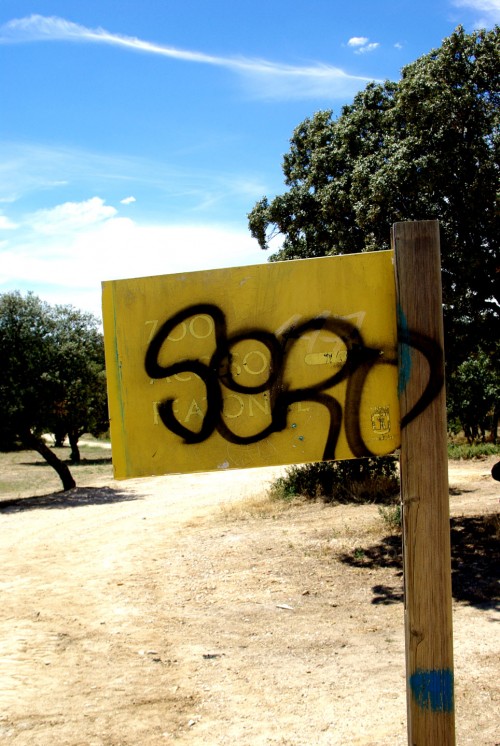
[0,15,380,100]
[347,37,380,54]
[0,141,269,214]
[451,0,500,25]
[29,197,117,235]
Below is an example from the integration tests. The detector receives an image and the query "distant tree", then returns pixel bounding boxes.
[447,348,499,442]
[0,292,108,490]
[48,306,108,463]
[248,26,499,374]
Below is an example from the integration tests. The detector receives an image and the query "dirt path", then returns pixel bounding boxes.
[0,459,498,745]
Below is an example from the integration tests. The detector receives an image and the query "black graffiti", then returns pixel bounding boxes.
[397,327,445,429]
[144,304,444,460]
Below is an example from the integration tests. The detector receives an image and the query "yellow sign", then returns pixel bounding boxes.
[102,252,400,479]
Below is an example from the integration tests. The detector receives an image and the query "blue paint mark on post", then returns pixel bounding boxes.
[397,304,413,395]
[409,669,454,713]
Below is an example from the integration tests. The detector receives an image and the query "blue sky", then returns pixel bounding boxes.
[1,0,499,319]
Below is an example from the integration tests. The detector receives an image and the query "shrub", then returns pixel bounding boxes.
[269,457,400,504]
[447,442,500,460]
[378,503,402,532]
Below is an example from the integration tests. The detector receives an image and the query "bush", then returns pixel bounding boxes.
[447,442,500,460]
[378,503,402,532]
[269,457,400,504]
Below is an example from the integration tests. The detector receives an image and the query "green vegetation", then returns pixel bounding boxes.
[269,440,500,511]
[447,441,500,460]
[0,292,108,490]
[378,503,402,532]
[248,26,499,443]
[269,457,400,504]
[447,350,499,444]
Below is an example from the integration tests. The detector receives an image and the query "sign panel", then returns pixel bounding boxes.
[102,251,400,479]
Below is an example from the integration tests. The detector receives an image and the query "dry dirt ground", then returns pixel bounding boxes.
[0,456,498,745]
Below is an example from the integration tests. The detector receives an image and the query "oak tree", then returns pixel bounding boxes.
[0,292,108,490]
[248,27,499,380]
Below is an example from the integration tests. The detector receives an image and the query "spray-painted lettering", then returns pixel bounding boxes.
[145,303,443,460]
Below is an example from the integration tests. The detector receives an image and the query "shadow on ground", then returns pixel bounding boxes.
[449,486,476,496]
[21,457,113,466]
[0,486,140,513]
[338,514,500,611]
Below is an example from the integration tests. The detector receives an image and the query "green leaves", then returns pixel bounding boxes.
[448,348,500,442]
[248,26,499,372]
[0,292,108,452]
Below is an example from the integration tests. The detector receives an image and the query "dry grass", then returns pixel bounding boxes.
[0,440,113,500]
[214,488,392,564]
[217,491,304,522]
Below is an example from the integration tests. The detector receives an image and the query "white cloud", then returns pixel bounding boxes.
[120,196,136,205]
[347,36,380,54]
[356,43,380,54]
[348,37,369,48]
[0,15,381,100]
[0,206,268,319]
[29,197,117,235]
[452,0,500,24]
[0,213,18,230]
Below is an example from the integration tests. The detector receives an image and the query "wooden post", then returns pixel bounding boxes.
[392,220,455,745]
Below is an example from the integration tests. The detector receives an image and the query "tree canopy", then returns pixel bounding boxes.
[447,349,499,442]
[248,26,499,381]
[47,305,108,463]
[0,292,108,490]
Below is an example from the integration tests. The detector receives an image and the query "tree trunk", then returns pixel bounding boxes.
[21,431,76,491]
[68,431,81,464]
[53,425,67,448]
[492,409,499,444]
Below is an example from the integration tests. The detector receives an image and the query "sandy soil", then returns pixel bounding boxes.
[0,457,498,745]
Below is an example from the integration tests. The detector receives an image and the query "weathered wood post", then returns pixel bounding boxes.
[392,220,455,745]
